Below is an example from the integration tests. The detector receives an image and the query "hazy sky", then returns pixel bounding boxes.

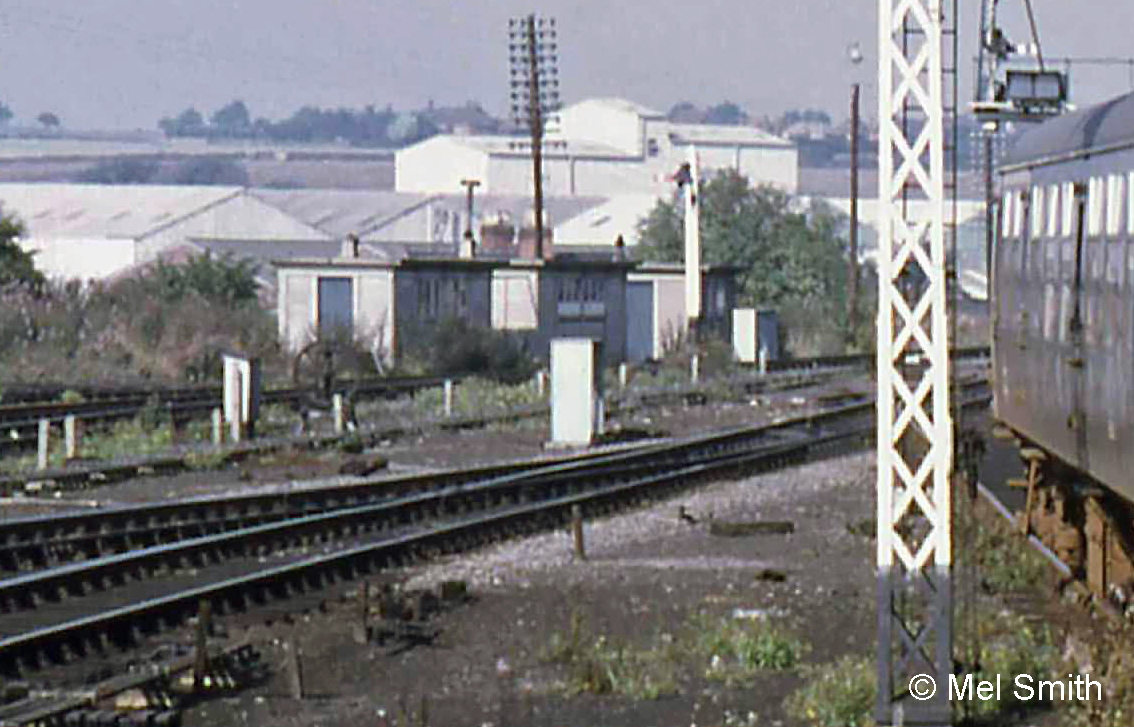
[2,0,1132,130]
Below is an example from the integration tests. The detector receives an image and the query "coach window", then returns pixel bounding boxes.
[1047,184,1060,238]
[1062,182,1076,237]
[1107,174,1124,237]
[1128,172,1134,235]
[1088,176,1104,237]
[1031,186,1045,237]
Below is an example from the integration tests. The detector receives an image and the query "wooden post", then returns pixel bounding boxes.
[211,408,223,447]
[443,379,453,419]
[193,599,212,691]
[37,419,49,470]
[571,504,586,561]
[64,415,79,461]
[353,581,370,645]
[332,393,345,435]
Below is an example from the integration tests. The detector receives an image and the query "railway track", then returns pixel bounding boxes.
[0,346,991,456]
[0,376,991,684]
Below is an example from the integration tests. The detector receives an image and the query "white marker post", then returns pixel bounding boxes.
[683,145,702,332]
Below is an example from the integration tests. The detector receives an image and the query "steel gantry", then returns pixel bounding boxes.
[875,0,955,723]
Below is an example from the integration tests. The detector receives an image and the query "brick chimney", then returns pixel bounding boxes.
[517,209,553,260]
[479,213,515,255]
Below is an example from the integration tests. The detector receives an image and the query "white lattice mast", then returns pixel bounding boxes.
[876,0,953,723]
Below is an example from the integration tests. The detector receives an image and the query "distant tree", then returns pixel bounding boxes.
[210,100,251,134]
[637,169,856,348]
[75,158,159,184]
[667,101,702,123]
[0,211,44,291]
[0,103,12,125]
[702,101,748,126]
[171,157,249,186]
[158,107,206,137]
[36,112,61,129]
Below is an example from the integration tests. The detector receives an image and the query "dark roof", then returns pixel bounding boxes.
[1002,91,1134,169]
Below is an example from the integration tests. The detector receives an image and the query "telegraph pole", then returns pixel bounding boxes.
[683,147,701,333]
[508,14,560,260]
[847,82,860,348]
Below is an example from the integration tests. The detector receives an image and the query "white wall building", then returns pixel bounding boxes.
[1,183,329,282]
[396,98,798,197]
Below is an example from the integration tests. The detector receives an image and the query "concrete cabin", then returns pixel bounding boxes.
[274,251,738,367]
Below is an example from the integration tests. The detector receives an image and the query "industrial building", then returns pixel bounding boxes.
[395,97,798,197]
[1,183,332,282]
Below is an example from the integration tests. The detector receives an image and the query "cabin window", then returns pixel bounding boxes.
[1046,184,1060,238]
[1107,174,1124,236]
[417,278,442,320]
[1088,176,1104,236]
[1030,187,1044,237]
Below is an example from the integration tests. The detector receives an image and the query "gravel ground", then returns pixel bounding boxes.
[181,452,881,727]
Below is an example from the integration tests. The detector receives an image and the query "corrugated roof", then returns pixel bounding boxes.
[253,188,608,240]
[440,134,631,158]
[0,183,242,239]
[665,122,792,148]
[1003,90,1134,168]
[251,189,439,237]
[574,98,666,119]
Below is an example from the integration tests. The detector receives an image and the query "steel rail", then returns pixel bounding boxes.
[0,446,632,572]
[0,347,990,432]
[0,372,989,575]
[0,383,991,677]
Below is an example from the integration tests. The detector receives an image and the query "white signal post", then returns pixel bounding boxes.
[876,0,954,724]
[683,145,701,330]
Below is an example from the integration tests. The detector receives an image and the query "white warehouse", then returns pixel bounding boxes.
[395,98,798,197]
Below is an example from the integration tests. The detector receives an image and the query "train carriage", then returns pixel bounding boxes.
[995,90,1134,505]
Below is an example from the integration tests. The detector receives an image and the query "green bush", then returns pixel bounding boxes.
[690,612,808,686]
[784,654,876,727]
[399,317,537,382]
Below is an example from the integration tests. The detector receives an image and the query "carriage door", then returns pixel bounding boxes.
[1069,183,1089,470]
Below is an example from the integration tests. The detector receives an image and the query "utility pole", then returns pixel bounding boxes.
[847,83,860,348]
[460,178,480,256]
[508,14,560,260]
[526,14,545,259]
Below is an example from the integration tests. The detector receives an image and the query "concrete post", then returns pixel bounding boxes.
[535,369,547,397]
[443,379,453,419]
[37,419,49,470]
[691,354,700,384]
[618,362,628,390]
[332,393,345,435]
[758,346,768,376]
[64,415,79,460]
[229,408,242,444]
[211,408,223,447]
